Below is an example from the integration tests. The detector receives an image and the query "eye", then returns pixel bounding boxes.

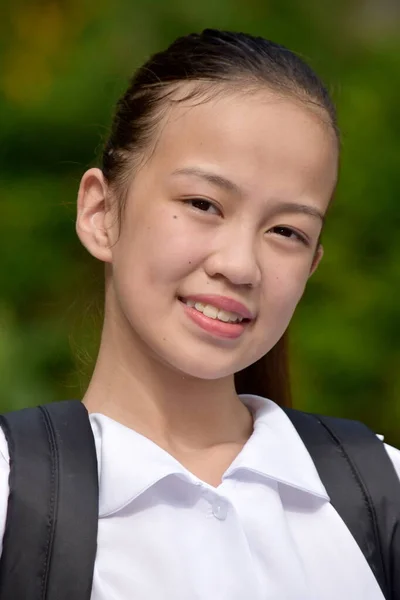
[269,226,309,245]
[186,198,221,216]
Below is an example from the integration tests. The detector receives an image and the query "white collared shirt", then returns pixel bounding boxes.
[0,395,399,599]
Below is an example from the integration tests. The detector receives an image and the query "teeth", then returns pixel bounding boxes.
[185,299,243,323]
[202,304,218,319]
[217,310,234,322]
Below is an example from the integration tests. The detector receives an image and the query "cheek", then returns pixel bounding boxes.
[261,258,311,321]
[245,267,308,364]
[114,209,206,294]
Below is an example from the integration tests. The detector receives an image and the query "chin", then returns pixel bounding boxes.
[166,351,240,381]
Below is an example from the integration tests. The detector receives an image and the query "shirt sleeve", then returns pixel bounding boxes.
[384,443,400,480]
[0,426,10,558]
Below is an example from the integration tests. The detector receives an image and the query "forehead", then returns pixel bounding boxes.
[141,89,338,208]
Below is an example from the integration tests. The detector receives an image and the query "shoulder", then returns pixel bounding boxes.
[244,395,400,485]
[384,443,400,479]
[0,425,10,556]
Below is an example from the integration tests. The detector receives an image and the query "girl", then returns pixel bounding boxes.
[0,29,399,600]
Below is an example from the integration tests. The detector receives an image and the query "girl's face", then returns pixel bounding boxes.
[88,90,338,380]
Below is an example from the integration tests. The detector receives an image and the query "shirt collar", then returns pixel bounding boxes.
[227,395,330,501]
[90,413,197,517]
[91,394,329,517]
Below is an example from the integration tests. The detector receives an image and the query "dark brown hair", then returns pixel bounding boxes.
[101,29,338,407]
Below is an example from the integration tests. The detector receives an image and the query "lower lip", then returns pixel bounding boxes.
[179,300,248,339]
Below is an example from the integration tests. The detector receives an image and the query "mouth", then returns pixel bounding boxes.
[178,296,251,323]
[178,296,252,340]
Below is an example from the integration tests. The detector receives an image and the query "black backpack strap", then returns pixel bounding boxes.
[282,408,400,600]
[0,400,99,600]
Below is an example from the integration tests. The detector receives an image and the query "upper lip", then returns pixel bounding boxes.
[180,294,255,320]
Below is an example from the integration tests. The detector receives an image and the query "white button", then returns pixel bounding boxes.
[212,501,228,520]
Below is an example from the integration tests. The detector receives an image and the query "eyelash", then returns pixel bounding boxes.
[186,197,221,215]
[186,198,309,246]
[268,226,309,246]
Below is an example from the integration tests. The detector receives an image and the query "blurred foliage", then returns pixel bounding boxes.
[1,0,399,444]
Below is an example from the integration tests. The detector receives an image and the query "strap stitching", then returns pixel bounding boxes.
[38,406,60,600]
[316,414,389,599]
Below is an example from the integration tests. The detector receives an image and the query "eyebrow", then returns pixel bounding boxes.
[271,201,325,223]
[171,166,325,223]
[171,167,242,195]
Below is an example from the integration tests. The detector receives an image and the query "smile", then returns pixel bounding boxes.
[181,298,245,323]
[178,297,252,340]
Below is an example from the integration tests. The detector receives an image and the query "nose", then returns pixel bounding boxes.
[203,226,261,288]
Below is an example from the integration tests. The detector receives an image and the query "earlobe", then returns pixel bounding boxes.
[76,168,114,263]
[309,244,324,276]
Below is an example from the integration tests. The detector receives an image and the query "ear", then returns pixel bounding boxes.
[76,168,115,263]
[309,243,324,277]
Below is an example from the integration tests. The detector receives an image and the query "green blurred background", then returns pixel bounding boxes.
[1,0,399,445]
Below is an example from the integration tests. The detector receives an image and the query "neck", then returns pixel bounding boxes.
[83,307,253,452]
